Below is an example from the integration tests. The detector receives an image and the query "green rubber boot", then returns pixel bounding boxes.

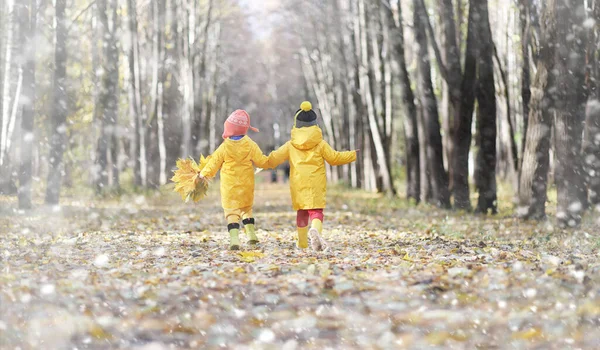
[228,223,240,250]
[243,218,259,245]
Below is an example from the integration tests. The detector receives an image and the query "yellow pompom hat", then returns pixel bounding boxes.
[294,101,318,128]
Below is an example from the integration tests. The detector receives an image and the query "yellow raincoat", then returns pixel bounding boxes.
[267,125,356,210]
[200,136,269,209]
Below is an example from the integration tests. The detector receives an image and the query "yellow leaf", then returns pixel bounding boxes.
[238,251,265,263]
[171,156,211,203]
[232,266,246,273]
[512,327,543,340]
[402,253,414,262]
[89,325,112,340]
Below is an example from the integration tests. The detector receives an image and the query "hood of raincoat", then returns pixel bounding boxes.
[290,125,323,150]
[222,136,253,161]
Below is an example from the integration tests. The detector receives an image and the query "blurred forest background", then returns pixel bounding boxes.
[0,0,599,227]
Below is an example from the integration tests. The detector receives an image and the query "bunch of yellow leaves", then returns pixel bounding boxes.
[171,155,211,203]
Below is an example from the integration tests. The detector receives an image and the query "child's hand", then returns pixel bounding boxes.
[355,149,360,153]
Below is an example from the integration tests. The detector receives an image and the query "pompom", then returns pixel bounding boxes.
[300,101,312,112]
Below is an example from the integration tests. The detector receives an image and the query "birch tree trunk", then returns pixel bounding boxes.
[0,0,16,193]
[17,0,35,209]
[519,0,532,162]
[518,0,557,220]
[413,0,450,208]
[127,0,147,187]
[583,0,600,208]
[95,0,120,194]
[384,0,420,202]
[147,0,166,188]
[452,0,478,210]
[435,0,462,194]
[0,0,13,168]
[45,0,68,204]
[553,0,587,227]
[474,0,498,214]
[358,0,394,194]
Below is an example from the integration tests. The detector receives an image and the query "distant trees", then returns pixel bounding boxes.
[0,0,598,229]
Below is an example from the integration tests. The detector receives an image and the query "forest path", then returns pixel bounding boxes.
[2,182,600,349]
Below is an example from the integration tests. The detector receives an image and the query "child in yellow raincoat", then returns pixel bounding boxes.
[200,110,270,250]
[267,101,357,251]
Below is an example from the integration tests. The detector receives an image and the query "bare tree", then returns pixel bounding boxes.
[474,0,497,214]
[126,0,147,187]
[95,0,120,194]
[519,0,532,162]
[518,0,558,220]
[17,0,36,209]
[413,0,450,208]
[553,0,588,227]
[384,0,419,202]
[452,0,478,210]
[45,0,68,205]
[583,0,600,208]
[0,0,18,194]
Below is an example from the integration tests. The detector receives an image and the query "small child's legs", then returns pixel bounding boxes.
[224,207,258,250]
[296,209,324,249]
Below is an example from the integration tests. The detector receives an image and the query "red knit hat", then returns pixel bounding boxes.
[222,110,259,139]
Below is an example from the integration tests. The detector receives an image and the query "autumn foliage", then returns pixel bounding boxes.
[171,155,211,203]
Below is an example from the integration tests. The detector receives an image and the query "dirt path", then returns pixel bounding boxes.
[2,183,600,349]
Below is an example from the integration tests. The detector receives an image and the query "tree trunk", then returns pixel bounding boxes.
[553,0,588,227]
[384,0,420,202]
[583,1,600,208]
[95,0,120,194]
[127,0,146,187]
[0,0,17,194]
[435,0,462,193]
[17,0,36,209]
[0,0,14,168]
[0,0,4,162]
[519,0,532,163]
[417,101,432,203]
[45,0,68,205]
[474,0,497,214]
[147,0,166,189]
[196,0,214,156]
[358,0,394,194]
[413,0,450,208]
[179,0,193,157]
[452,0,478,210]
[518,1,558,220]
[164,0,182,173]
[350,0,364,189]
[584,100,600,207]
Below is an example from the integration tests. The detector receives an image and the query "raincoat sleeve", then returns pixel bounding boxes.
[321,141,357,166]
[251,142,271,169]
[266,142,290,168]
[200,144,225,178]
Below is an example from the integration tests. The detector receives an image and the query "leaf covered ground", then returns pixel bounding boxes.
[2,182,600,349]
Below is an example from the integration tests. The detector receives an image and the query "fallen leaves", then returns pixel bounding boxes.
[238,251,266,263]
[1,183,600,349]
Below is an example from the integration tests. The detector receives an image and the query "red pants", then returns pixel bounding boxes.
[296,209,324,227]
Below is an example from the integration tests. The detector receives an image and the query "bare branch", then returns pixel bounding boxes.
[416,0,450,84]
[67,0,97,33]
